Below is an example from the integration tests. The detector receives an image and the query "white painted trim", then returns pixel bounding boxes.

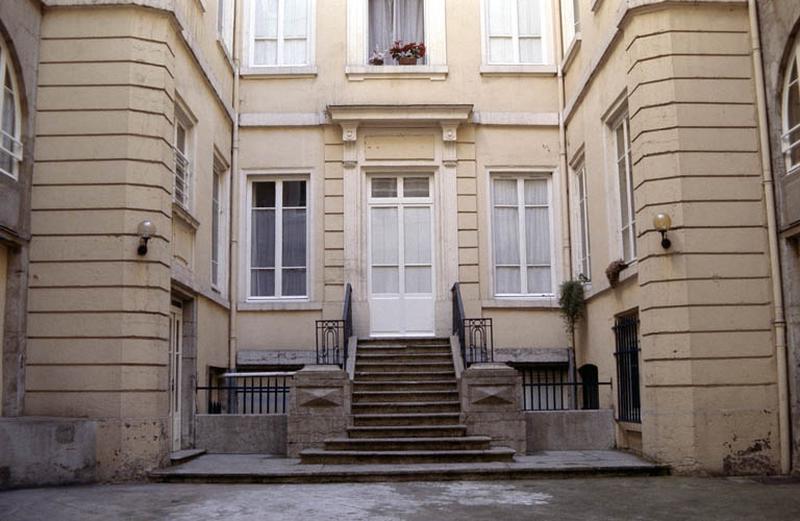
[480,0,555,66]
[479,64,557,76]
[239,112,327,127]
[345,65,448,81]
[472,111,559,127]
[560,32,581,73]
[240,65,318,77]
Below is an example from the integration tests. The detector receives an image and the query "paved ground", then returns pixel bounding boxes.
[1,476,799,520]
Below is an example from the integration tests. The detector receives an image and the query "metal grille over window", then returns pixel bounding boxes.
[173,118,191,209]
[614,312,641,423]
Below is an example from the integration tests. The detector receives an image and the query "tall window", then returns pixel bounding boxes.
[218,0,235,52]
[782,38,800,175]
[173,108,193,210]
[492,175,553,296]
[613,112,636,262]
[614,312,641,423]
[0,41,21,180]
[485,0,548,64]
[249,179,308,298]
[369,0,425,63]
[560,0,580,46]
[573,161,590,280]
[251,0,311,66]
[211,158,227,291]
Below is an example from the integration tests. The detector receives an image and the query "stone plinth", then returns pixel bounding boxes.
[461,363,525,453]
[287,365,350,457]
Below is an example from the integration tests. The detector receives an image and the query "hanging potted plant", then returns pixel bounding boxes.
[389,40,426,65]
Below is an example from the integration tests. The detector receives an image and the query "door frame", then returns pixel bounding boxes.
[169,303,183,452]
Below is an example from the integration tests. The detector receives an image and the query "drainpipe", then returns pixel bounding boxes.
[747,0,791,474]
[228,0,242,370]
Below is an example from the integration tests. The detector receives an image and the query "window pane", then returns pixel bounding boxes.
[373,267,399,294]
[283,0,308,38]
[525,207,550,265]
[283,39,307,65]
[212,173,220,283]
[254,0,278,37]
[493,179,518,205]
[618,158,629,228]
[404,207,431,264]
[251,270,275,297]
[489,37,514,63]
[251,209,276,268]
[496,267,521,294]
[622,225,633,262]
[368,0,393,58]
[253,40,278,65]
[372,178,397,198]
[518,0,541,36]
[527,266,551,294]
[519,37,542,63]
[253,182,276,207]
[615,124,626,160]
[524,179,548,205]
[176,124,186,152]
[283,180,306,207]
[488,0,513,35]
[282,268,307,296]
[405,266,432,293]
[371,207,399,264]
[395,0,425,43]
[788,65,800,167]
[493,207,520,264]
[282,208,307,266]
[403,177,429,197]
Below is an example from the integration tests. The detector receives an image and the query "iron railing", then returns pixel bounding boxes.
[519,365,611,411]
[614,312,641,423]
[174,148,191,209]
[451,283,494,366]
[315,283,352,367]
[196,372,292,415]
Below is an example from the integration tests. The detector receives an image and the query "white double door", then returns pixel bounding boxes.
[368,175,435,337]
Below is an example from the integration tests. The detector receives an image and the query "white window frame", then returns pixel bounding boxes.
[246,175,310,300]
[571,157,591,281]
[490,172,556,297]
[211,155,229,294]
[611,110,636,263]
[782,35,800,176]
[173,106,194,212]
[0,39,22,181]
[480,0,554,66]
[560,0,580,47]
[217,0,235,53]
[246,0,316,68]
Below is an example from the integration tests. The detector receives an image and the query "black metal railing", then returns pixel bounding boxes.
[614,312,641,423]
[315,283,352,367]
[451,283,494,366]
[519,365,611,411]
[196,372,292,415]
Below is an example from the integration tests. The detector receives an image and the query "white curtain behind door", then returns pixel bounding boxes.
[369,0,424,63]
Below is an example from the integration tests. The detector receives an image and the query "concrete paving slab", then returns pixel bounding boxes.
[1,477,799,520]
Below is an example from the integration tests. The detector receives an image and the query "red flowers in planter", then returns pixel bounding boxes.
[389,41,426,60]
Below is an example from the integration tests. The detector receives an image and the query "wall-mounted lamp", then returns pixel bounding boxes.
[653,213,672,249]
[137,220,157,255]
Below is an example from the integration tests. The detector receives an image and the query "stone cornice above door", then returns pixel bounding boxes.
[327,104,473,168]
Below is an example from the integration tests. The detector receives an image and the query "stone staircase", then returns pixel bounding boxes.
[299,338,516,464]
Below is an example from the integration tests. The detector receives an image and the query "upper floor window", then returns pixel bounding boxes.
[173,107,193,211]
[492,174,553,296]
[484,0,552,65]
[218,0,235,52]
[612,112,636,263]
[251,0,313,66]
[560,0,580,46]
[572,160,590,280]
[0,41,22,180]
[369,0,425,64]
[211,157,229,292]
[783,38,800,175]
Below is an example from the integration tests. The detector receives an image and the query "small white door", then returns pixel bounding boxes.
[169,305,183,451]
[368,176,435,336]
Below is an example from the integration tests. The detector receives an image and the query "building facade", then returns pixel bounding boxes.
[0,0,796,480]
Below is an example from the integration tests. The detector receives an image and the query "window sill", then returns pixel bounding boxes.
[239,300,322,312]
[561,34,582,73]
[216,38,234,72]
[481,297,559,309]
[240,65,318,79]
[479,64,557,77]
[617,420,642,432]
[172,202,200,230]
[345,64,448,81]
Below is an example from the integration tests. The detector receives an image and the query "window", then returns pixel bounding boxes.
[573,161,590,280]
[211,158,228,291]
[249,178,308,298]
[0,40,21,180]
[369,0,425,64]
[173,108,193,210]
[560,0,580,46]
[251,0,312,66]
[484,0,550,64]
[613,112,636,262]
[782,37,800,175]
[613,312,641,423]
[218,0,235,52]
[492,175,553,296]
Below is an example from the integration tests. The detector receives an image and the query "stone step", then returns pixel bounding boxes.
[356,353,453,362]
[323,436,492,452]
[355,361,455,373]
[353,390,459,403]
[355,371,456,381]
[352,401,461,414]
[357,346,452,356]
[347,424,468,439]
[299,447,516,465]
[353,380,458,392]
[357,338,450,347]
[352,412,462,427]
